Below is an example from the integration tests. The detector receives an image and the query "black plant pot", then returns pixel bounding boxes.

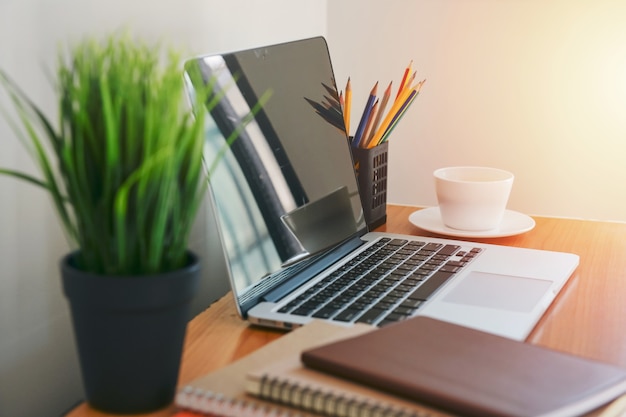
[61,251,200,414]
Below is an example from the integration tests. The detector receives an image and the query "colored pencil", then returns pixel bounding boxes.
[401,70,417,97]
[396,60,412,99]
[361,98,380,148]
[365,80,392,147]
[352,81,378,147]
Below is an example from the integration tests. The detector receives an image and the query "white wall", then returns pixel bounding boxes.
[0,1,326,416]
[327,0,626,222]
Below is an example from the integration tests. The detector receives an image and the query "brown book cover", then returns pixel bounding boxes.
[301,316,626,417]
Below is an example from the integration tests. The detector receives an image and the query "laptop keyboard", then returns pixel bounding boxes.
[277,237,482,327]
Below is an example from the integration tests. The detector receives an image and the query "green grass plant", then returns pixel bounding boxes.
[0,33,268,275]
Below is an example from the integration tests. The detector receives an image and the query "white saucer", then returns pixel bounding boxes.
[408,207,536,238]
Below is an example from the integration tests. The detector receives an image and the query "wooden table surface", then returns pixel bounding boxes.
[66,204,626,417]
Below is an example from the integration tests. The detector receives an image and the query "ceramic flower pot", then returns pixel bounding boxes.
[61,251,200,414]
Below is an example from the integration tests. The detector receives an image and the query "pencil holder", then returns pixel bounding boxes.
[350,142,389,229]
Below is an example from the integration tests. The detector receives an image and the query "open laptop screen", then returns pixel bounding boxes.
[184,37,367,310]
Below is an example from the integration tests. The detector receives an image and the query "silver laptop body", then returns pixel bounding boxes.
[184,36,578,341]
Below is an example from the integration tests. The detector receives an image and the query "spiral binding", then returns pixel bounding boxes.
[256,375,427,417]
[177,379,431,417]
[176,386,302,417]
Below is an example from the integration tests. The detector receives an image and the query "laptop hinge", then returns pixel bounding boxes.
[262,234,366,302]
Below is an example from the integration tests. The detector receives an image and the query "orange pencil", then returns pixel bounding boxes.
[400,70,417,97]
[395,60,413,99]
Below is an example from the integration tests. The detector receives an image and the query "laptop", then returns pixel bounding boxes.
[183,36,579,341]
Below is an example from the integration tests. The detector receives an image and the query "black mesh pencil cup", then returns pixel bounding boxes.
[351,142,388,229]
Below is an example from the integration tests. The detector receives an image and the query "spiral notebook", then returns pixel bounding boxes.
[244,356,447,417]
[175,319,451,417]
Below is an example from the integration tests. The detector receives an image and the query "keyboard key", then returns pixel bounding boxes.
[356,308,386,324]
[374,300,395,310]
[402,277,423,286]
[381,312,409,323]
[388,239,408,247]
[438,244,461,256]
[381,294,402,303]
[393,305,417,315]
[408,271,455,301]
[292,306,315,316]
[424,242,442,250]
[440,265,461,273]
[312,306,338,319]
[334,308,361,322]
[400,298,423,308]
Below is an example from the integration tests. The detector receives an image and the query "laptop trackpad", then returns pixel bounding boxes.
[443,271,553,313]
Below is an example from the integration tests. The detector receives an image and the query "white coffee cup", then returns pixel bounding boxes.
[434,166,514,231]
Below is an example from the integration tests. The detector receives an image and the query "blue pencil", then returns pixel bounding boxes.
[352,82,378,147]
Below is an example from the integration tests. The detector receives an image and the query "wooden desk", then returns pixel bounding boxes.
[67,204,626,417]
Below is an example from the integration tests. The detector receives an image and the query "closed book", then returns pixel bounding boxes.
[301,316,626,417]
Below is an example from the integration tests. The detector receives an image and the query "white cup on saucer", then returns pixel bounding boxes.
[434,166,514,231]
